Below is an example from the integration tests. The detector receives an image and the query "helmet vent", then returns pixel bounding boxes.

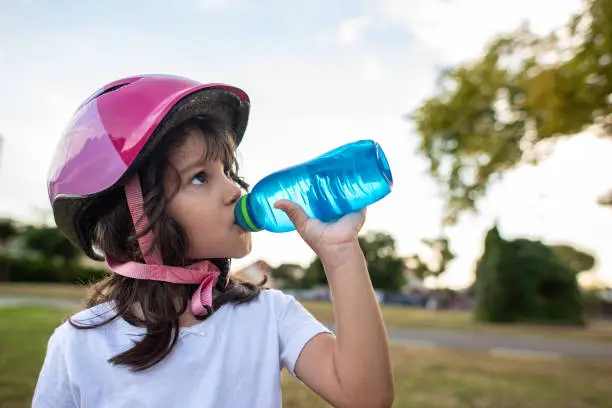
[79,82,130,110]
[96,83,129,99]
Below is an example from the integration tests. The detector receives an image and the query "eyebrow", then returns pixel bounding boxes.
[175,142,233,176]
[177,159,206,175]
[178,155,230,177]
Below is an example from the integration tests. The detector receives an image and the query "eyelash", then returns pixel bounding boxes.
[190,168,234,185]
[191,172,208,185]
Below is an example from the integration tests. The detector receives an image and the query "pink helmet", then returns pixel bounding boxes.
[47,74,250,260]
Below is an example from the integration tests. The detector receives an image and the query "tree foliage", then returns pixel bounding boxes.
[306,231,406,291]
[0,218,105,283]
[406,236,455,282]
[411,0,612,223]
[270,263,306,289]
[551,244,596,273]
[0,218,18,245]
[21,225,81,264]
[474,226,585,325]
[0,253,107,284]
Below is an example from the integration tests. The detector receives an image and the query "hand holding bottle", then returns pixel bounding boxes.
[274,200,366,268]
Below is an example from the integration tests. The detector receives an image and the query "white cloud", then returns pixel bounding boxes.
[193,0,234,11]
[378,0,584,64]
[335,16,370,46]
[361,55,382,81]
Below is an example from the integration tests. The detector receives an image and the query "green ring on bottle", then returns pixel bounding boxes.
[239,195,261,232]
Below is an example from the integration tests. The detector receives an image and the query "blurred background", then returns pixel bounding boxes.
[1,0,612,407]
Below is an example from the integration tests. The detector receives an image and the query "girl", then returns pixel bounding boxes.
[33,74,394,408]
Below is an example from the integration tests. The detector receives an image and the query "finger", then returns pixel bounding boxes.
[274,200,310,230]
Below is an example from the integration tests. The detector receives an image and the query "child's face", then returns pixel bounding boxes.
[164,128,252,261]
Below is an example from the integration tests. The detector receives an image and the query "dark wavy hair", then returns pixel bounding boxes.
[69,114,266,372]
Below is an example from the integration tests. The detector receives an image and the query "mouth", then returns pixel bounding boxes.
[233,219,248,233]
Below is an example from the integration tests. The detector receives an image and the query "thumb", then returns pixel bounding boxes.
[274,200,310,230]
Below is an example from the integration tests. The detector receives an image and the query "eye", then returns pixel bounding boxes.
[191,172,208,185]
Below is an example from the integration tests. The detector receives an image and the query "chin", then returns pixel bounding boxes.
[188,232,252,260]
[232,242,252,259]
[207,242,252,260]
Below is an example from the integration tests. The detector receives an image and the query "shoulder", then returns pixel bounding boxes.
[69,301,118,326]
[256,288,296,307]
[252,290,333,378]
[50,301,120,345]
[240,288,302,317]
[217,288,314,330]
[33,302,126,406]
[245,288,330,334]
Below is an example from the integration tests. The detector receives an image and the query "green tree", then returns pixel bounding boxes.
[306,231,406,291]
[410,0,612,223]
[474,226,584,325]
[0,218,18,245]
[359,232,406,291]
[406,236,455,285]
[303,257,328,288]
[21,225,80,264]
[270,263,305,289]
[551,244,596,273]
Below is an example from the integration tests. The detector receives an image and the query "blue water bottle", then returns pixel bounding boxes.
[234,139,393,233]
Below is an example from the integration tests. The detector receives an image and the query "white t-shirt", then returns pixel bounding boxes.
[32,289,332,408]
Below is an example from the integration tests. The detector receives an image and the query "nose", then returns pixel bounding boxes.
[225,178,242,206]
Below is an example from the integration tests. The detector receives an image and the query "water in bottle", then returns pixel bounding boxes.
[234,139,393,232]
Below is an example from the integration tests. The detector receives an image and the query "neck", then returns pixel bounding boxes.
[130,289,220,328]
[179,308,203,327]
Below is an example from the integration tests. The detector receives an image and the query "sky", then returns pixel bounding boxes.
[2,0,610,289]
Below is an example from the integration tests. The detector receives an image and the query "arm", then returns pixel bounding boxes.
[32,327,78,408]
[275,201,394,408]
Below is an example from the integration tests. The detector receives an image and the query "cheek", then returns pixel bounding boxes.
[165,190,238,259]
[166,198,189,229]
[167,197,202,244]
[179,202,224,255]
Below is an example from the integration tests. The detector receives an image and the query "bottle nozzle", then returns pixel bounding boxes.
[234,194,262,232]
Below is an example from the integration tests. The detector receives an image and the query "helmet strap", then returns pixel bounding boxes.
[101,175,226,317]
[124,176,163,265]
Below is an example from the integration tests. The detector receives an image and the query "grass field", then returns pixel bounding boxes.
[2,283,612,343]
[301,300,612,343]
[1,306,612,408]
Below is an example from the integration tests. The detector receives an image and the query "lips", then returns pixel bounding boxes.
[232,218,247,232]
